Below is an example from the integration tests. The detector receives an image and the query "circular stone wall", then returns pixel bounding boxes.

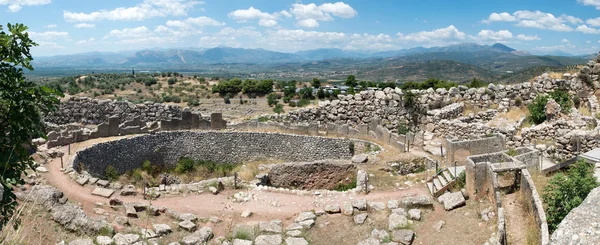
[73,131,356,178]
[268,160,357,190]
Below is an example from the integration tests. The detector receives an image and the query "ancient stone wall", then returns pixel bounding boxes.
[445,135,506,164]
[521,169,550,245]
[73,131,355,178]
[268,160,357,190]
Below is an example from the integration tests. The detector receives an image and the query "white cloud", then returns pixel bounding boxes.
[291,2,357,21]
[516,34,540,41]
[63,0,203,22]
[586,17,600,27]
[587,40,591,44]
[1,0,51,12]
[471,29,513,42]
[279,10,292,18]
[36,41,65,49]
[45,24,57,28]
[578,0,600,9]
[104,26,152,39]
[74,23,95,28]
[397,25,466,44]
[576,25,600,34]
[483,10,582,32]
[166,16,224,27]
[76,37,96,45]
[561,38,570,43]
[228,6,280,27]
[28,31,69,40]
[297,19,319,28]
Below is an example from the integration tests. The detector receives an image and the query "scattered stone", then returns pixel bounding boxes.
[391,208,407,217]
[357,237,380,245]
[343,202,354,216]
[109,198,123,206]
[400,196,433,209]
[125,205,137,218]
[285,237,309,245]
[95,236,113,245]
[391,229,415,245]
[96,180,110,187]
[141,228,158,239]
[91,188,115,198]
[181,227,213,245]
[408,209,421,221]
[113,233,140,245]
[178,220,197,232]
[209,216,222,223]
[254,235,282,245]
[286,223,303,231]
[233,239,253,245]
[93,208,105,215]
[259,220,282,233]
[178,213,198,222]
[324,204,341,213]
[388,200,399,209]
[88,178,99,185]
[209,186,219,195]
[352,154,369,163]
[371,229,390,240]
[120,185,137,196]
[352,199,367,211]
[388,213,408,231]
[295,211,316,222]
[368,202,386,211]
[114,216,129,226]
[68,239,93,245]
[298,219,315,229]
[315,209,326,216]
[354,213,368,225]
[36,166,49,173]
[76,176,89,186]
[241,210,252,218]
[438,192,466,211]
[153,224,172,236]
[434,221,445,232]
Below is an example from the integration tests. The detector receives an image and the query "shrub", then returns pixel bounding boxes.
[105,165,119,181]
[187,97,200,106]
[175,158,196,174]
[506,148,518,156]
[514,96,523,107]
[224,96,231,104]
[543,159,599,232]
[549,89,572,113]
[297,98,310,107]
[528,95,549,124]
[333,179,357,191]
[267,93,278,107]
[141,160,152,172]
[454,171,466,189]
[397,122,410,135]
[273,103,284,114]
[167,77,178,85]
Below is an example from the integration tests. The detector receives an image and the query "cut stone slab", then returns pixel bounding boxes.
[141,228,158,239]
[96,180,110,187]
[357,237,381,245]
[391,229,415,245]
[91,187,115,198]
[76,176,89,186]
[371,229,390,240]
[125,205,138,218]
[69,239,94,245]
[285,237,309,245]
[241,210,252,218]
[391,208,407,217]
[178,220,197,232]
[408,209,421,221]
[388,213,408,231]
[120,185,137,196]
[439,192,466,211]
[352,154,369,163]
[88,177,99,185]
[233,239,253,245]
[352,199,367,211]
[181,227,213,245]
[178,213,198,222]
[368,202,386,211]
[343,202,354,216]
[259,220,282,233]
[113,233,140,245]
[95,236,113,245]
[324,204,341,213]
[298,219,315,229]
[254,234,282,245]
[286,230,302,237]
[388,200,399,209]
[400,196,433,209]
[354,213,368,225]
[295,211,316,222]
[153,224,172,236]
[286,223,303,231]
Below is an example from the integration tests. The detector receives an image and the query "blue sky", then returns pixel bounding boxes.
[2,0,600,56]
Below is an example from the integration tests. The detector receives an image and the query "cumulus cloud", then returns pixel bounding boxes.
[36,41,65,49]
[397,25,466,44]
[576,25,600,34]
[165,16,224,27]
[28,31,69,40]
[578,0,600,9]
[516,34,541,41]
[297,19,319,28]
[74,23,95,28]
[483,10,582,32]
[63,0,203,22]
[1,0,51,12]
[45,24,57,28]
[228,6,279,27]
[76,37,96,45]
[586,17,600,27]
[470,29,513,42]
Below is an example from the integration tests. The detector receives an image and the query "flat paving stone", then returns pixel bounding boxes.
[91,187,115,198]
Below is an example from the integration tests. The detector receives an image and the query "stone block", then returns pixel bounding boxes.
[108,116,121,136]
[211,113,227,130]
[91,187,115,198]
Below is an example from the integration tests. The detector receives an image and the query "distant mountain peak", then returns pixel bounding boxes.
[491,43,516,52]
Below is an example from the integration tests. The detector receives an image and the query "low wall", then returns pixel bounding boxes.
[521,169,550,245]
[73,131,355,178]
[446,134,506,164]
[268,160,357,190]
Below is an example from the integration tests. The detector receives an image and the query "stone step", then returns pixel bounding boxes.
[437,175,448,186]
[426,182,435,195]
[449,166,465,178]
[433,178,443,191]
[442,171,453,182]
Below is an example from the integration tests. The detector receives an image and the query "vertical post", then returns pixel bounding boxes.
[68,144,71,155]
[364,174,369,194]
[234,172,238,189]
[435,161,438,173]
[454,161,457,180]
[60,156,64,169]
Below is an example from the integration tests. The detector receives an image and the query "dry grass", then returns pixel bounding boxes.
[518,192,542,245]
[463,104,485,115]
[498,107,530,122]
[235,158,285,182]
[578,105,592,116]
[531,172,552,195]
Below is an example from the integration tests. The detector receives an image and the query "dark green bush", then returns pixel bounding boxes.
[105,165,119,181]
[528,95,549,124]
[333,179,357,191]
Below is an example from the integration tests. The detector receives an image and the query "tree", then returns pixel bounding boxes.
[0,23,62,229]
[299,87,314,100]
[543,159,598,232]
[267,93,278,107]
[345,75,357,87]
[528,95,549,124]
[317,88,325,100]
[273,103,284,114]
[167,77,177,85]
[403,90,424,130]
[311,78,321,88]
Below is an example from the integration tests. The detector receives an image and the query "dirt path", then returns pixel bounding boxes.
[502,192,527,244]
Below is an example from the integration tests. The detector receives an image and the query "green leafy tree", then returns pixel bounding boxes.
[311,78,321,88]
[317,88,325,99]
[267,93,278,107]
[299,87,314,100]
[273,103,284,114]
[345,75,357,87]
[549,89,572,113]
[528,95,549,124]
[543,159,599,232]
[0,23,62,229]
[167,77,177,85]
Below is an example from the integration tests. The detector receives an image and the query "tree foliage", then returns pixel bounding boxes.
[549,89,572,113]
[345,75,357,87]
[401,78,457,90]
[0,23,62,229]
[311,78,321,88]
[543,159,599,232]
[528,95,549,124]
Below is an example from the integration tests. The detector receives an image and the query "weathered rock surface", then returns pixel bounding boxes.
[438,192,465,211]
[113,233,140,245]
[391,229,415,245]
[352,154,369,163]
[254,234,282,245]
[354,213,368,224]
[269,160,356,190]
[259,220,282,233]
[181,227,213,245]
[285,237,309,245]
[388,213,408,230]
[550,187,600,245]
